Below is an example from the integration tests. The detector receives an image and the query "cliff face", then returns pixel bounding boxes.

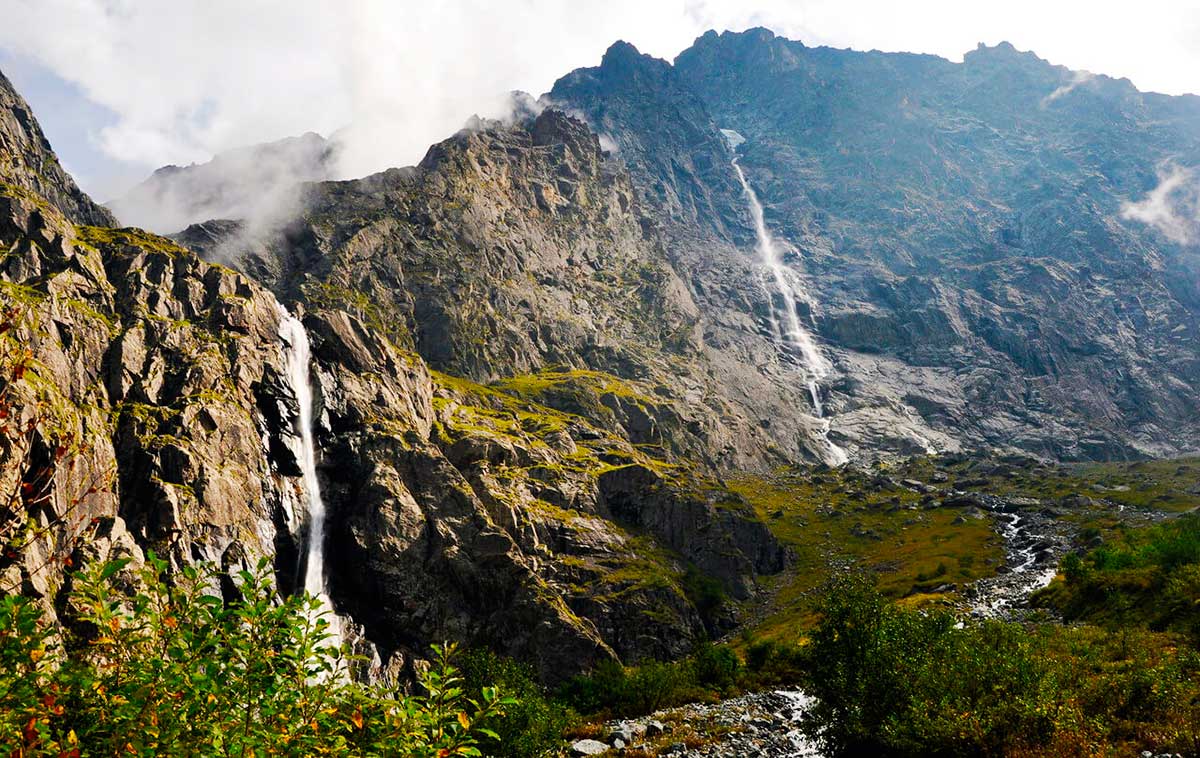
[176,108,839,471]
[0,71,785,682]
[549,31,1200,461]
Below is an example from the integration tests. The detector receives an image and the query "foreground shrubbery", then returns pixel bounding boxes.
[801,575,1200,756]
[458,649,573,758]
[0,554,509,756]
[10,526,1200,757]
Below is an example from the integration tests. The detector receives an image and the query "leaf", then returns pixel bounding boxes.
[350,708,363,730]
[99,558,131,581]
[456,711,470,730]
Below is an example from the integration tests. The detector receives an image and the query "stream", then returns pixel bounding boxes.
[954,494,1070,618]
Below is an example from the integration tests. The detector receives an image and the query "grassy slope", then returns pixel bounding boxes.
[728,466,1001,640]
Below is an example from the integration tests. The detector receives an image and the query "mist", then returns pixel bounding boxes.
[1122,163,1200,245]
[4,0,1200,207]
[0,0,707,197]
[1041,69,1095,107]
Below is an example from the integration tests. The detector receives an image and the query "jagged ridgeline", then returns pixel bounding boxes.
[551,31,1200,460]
[0,68,786,682]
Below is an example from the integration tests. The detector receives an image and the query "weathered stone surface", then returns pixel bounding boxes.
[0,70,116,227]
[176,108,824,471]
[569,739,610,756]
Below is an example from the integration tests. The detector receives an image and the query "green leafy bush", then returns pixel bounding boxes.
[458,648,574,758]
[558,656,703,718]
[741,636,806,686]
[681,566,726,629]
[800,575,1200,756]
[0,553,510,756]
[690,642,740,691]
[558,642,756,719]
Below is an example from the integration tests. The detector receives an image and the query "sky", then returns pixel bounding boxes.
[1,0,1198,201]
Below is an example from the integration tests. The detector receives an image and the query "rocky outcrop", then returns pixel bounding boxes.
[0,179,785,678]
[177,108,832,470]
[0,185,292,607]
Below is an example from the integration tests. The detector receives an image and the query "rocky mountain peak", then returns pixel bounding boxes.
[600,39,645,69]
[0,70,116,227]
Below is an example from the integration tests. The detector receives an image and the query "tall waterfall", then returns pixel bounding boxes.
[723,129,849,466]
[277,308,342,643]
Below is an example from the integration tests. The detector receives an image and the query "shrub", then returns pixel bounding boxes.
[681,566,726,628]
[800,575,1066,756]
[0,553,510,757]
[742,637,806,687]
[690,642,740,691]
[1043,513,1200,634]
[557,645,734,719]
[458,648,574,758]
[800,574,1200,756]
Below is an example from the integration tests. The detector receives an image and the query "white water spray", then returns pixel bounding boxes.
[277,307,342,649]
[723,129,848,466]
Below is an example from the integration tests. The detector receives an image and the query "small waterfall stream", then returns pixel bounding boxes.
[723,129,848,466]
[968,501,1065,618]
[277,308,342,647]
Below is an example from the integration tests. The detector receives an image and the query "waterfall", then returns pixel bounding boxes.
[277,307,342,648]
[723,129,848,466]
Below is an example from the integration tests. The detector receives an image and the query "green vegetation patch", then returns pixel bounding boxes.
[801,575,1200,756]
[1035,511,1200,637]
[727,465,1003,639]
[0,553,513,756]
[75,225,191,258]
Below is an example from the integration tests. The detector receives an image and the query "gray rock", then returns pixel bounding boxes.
[570,739,610,756]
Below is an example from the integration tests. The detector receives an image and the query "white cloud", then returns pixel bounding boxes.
[0,0,699,186]
[1,0,1199,196]
[1122,163,1200,245]
[1041,70,1096,107]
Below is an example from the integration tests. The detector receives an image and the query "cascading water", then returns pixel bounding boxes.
[722,129,848,466]
[277,307,342,646]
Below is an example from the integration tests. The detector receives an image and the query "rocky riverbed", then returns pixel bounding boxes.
[960,493,1073,618]
[572,691,821,757]
[962,490,1170,619]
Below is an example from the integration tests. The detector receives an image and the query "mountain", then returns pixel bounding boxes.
[551,30,1200,461]
[0,69,786,683]
[106,132,339,233]
[4,26,1200,688]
